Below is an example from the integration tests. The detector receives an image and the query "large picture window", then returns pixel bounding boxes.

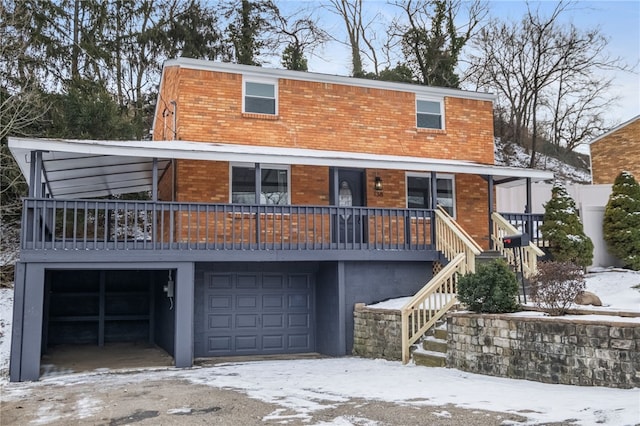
[416,99,443,130]
[406,173,455,216]
[244,80,277,115]
[231,165,289,205]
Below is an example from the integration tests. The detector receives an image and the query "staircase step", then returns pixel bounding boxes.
[433,328,448,340]
[413,350,447,367]
[422,337,448,353]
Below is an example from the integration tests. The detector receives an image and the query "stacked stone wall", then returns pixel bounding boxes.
[352,303,402,360]
[447,313,640,389]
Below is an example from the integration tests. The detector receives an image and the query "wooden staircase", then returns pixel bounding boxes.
[412,322,448,367]
[400,208,544,365]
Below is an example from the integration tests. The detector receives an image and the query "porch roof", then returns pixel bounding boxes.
[9,137,554,199]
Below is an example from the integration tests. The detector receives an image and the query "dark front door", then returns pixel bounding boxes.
[331,169,366,244]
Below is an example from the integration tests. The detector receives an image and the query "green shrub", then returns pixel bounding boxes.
[540,183,594,267]
[603,171,640,270]
[456,260,520,313]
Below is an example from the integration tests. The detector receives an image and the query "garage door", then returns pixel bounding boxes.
[203,271,314,356]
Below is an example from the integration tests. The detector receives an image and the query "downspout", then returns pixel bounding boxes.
[170,100,177,140]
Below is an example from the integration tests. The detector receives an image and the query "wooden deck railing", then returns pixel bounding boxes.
[499,212,547,248]
[400,207,482,364]
[21,198,435,252]
[491,212,545,278]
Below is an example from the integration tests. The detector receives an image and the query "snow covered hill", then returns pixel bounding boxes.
[494,139,591,184]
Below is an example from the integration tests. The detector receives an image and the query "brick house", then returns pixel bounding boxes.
[8,59,551,381]
[589,115,640,184]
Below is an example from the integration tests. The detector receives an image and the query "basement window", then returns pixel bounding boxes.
[244,78,277,115]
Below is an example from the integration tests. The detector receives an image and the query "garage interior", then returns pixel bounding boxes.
[41,269,176,374]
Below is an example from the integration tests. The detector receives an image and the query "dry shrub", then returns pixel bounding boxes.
[531,261,585,316]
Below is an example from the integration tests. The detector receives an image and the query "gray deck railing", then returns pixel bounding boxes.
[22,198,435,252]
[498,212,547,247]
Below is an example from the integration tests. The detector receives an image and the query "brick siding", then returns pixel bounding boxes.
[155,65,496,247]
[590,118,640,184]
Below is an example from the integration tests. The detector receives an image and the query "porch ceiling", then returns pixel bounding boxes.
[9,137,554,199]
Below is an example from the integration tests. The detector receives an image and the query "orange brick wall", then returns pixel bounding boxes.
[153,64,496,246]
[153,67,494,164]
[590,118,640,184]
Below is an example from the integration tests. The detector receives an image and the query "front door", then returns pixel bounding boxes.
[331,169,366,244]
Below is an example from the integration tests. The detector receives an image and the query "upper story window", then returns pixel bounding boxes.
[244,78,277,115]
[406,173,455,217]
[416,99,444,130]
[231,164,289,205]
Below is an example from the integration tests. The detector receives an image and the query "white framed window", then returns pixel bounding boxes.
[416,98,444,130]
[406,172,455,217]
[230,163,289,205]
[243,77,277,115]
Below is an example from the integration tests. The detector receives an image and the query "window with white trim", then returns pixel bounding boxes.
[231,164,289,205]
[416,99,443,129]
[243,79,277,115]
[406,173,455,216]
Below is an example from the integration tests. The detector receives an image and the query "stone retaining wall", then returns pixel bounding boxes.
[352,303,402,360]
[447,312,640,389]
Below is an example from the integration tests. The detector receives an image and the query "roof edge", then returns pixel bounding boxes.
[163,58,496,102]
[587,115,640,145]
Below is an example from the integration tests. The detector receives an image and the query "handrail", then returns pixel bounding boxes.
[434,208,481,273]
[436,206,483,253]
[400,253,466,364]
[491,212,544,278]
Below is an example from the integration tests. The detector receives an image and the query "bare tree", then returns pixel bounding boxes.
[327,0,386,77]
[466,1,626,166]
[274,11,329,71]
[389,0,486,87]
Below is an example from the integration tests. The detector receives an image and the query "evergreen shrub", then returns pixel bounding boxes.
[540,183,594,267]
[603,171,640,270]
[457,260,520,313]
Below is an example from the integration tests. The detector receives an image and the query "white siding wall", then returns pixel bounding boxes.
[497,183,622,269]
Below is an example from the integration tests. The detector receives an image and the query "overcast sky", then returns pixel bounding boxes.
[276,1,640,130]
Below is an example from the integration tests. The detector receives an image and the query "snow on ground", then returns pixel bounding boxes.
[1,270,639,425]
[494,139,591,184]
[0,287,13,376]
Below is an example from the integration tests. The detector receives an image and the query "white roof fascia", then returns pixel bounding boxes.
[163,58,496,103]
[9,137,554,186]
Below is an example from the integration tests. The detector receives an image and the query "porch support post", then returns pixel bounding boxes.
[525,177,532,237]
[10,263,45,381]
[174,262,194,368]
[254,163,261,244]
[28,151,37,197]
[487,175,494,250]
[33,151,43,198]
[152,158,158,201]
[337,261,346,355]
[430,171,437,246]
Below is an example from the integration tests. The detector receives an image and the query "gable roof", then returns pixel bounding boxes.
[9,137,553,199]
[587,115,640,145]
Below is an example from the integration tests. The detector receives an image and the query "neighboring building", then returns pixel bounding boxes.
[589,115,640,184]
[8,59,552,381]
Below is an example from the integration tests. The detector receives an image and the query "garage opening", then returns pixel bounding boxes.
[41,269,175,374]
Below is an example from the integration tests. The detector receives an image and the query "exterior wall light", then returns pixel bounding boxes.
[374,176,383,192]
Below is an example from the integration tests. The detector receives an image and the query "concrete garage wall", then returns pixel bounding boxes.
[448,313,640,389]
[343,261,431,353]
